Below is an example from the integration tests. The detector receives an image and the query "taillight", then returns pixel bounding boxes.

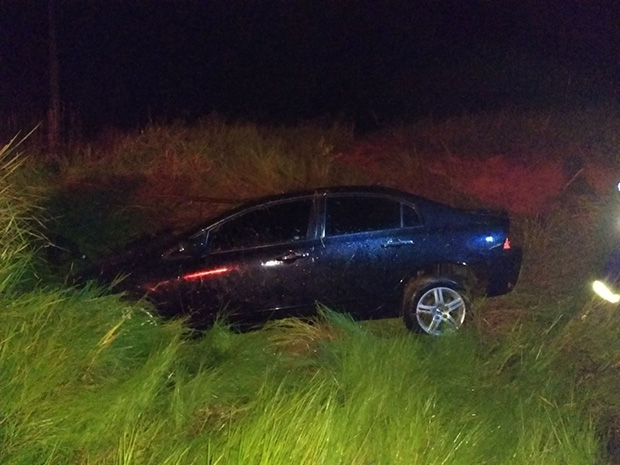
[503,237,512,250]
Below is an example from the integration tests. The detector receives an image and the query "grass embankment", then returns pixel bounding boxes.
[2,301,612,464]
[2,108,620,463]
[39,119,359,257]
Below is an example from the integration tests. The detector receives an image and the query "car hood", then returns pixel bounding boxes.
[73,228,180,285]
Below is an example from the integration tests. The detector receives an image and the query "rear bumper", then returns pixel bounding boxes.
[485,247,522,296]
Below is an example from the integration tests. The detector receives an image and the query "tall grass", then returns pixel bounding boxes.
[39,107,620,252]
[0,136,41,292]
[41,118,363,255]
[3,108,620,463]
[0,301,609,464]
[55,118,359,201]
[516,194,613,294]
[381,105,620,161]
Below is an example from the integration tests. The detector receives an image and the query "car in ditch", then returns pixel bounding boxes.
[77,186,522,335]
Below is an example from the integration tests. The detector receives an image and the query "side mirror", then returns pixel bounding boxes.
[163,240,201,260]
[177,240,195,255]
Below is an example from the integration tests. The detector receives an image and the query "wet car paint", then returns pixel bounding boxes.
[78,186,522,328]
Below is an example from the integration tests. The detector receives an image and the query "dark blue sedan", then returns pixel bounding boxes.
[82,186,522,335]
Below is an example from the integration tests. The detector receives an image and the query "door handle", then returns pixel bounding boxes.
[275,251,309,263]
[381,239,414,248]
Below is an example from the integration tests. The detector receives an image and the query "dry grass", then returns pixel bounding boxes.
[48,118,360,231]
[341,106,619,213]
[27,106,620,297]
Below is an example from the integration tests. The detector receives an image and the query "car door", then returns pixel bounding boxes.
[176,197,317,326]
[307,193,425,317]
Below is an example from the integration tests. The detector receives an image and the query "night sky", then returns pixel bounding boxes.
[2,0,619,135]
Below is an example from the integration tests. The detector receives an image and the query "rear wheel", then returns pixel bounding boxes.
[403,277,471,336]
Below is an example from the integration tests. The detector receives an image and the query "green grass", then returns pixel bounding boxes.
[0,135,42,292]
[3,107,620,463]
[0,296,610,464]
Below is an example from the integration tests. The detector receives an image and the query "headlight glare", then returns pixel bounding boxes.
[592,280,620,304]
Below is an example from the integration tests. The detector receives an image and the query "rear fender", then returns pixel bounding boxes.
[401,262,486,296]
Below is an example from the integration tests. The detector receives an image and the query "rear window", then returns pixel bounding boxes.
[402,204,420,228]
[325,196,419,236]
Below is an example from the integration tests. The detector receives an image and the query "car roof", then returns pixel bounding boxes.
[244,185,432,205]
[187,185,451,235]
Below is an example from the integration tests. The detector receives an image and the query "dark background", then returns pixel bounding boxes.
[2,0,618,135]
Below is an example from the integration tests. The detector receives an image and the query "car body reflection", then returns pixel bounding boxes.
[77,186,522,335]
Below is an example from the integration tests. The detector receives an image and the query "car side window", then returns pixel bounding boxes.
[208,199,312,252]
[325,196,405,236]
[402,203,421,227]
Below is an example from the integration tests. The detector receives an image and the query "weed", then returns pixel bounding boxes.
[3,108,620,463]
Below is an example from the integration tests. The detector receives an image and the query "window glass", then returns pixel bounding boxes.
[209,199,312,252]
[402,204,421,227]
[325,196,402,236]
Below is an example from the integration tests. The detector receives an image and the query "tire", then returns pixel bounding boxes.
[403,277,471,336]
